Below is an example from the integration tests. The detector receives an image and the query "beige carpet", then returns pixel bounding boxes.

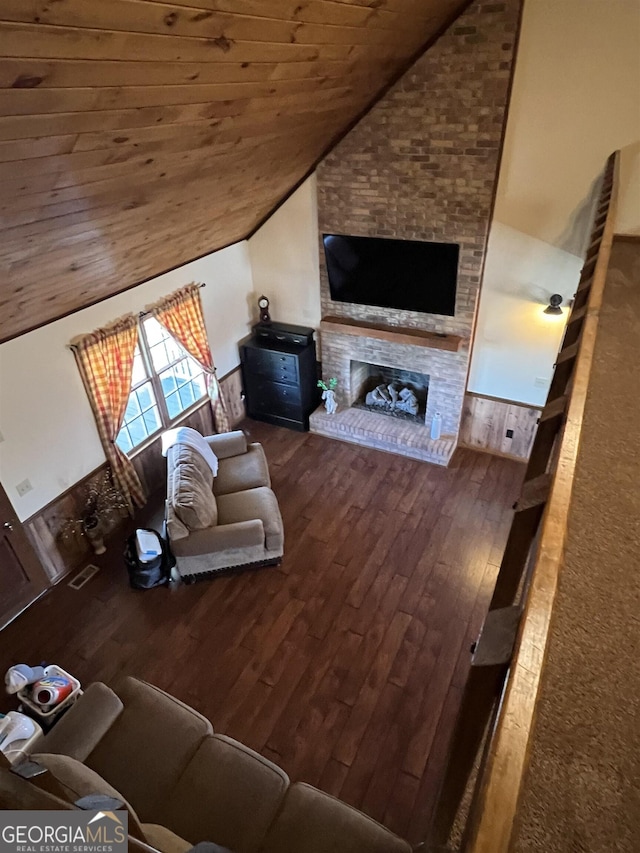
[512,238,640,852]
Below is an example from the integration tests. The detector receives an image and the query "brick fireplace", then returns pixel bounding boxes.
[310,320,467,464]
[311,0,521,464]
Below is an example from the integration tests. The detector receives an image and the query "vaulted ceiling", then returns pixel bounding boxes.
[0,0,469,343]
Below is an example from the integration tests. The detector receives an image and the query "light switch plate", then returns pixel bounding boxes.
[16,479,33,497]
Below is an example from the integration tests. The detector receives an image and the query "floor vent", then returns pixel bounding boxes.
[68,563,100,590]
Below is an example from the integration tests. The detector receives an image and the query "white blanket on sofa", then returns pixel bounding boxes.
[161,427,218,476]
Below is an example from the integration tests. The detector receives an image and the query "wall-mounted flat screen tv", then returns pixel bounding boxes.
[323,233,459,317]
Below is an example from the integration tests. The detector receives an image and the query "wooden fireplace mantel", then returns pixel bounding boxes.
[320,316,464,352]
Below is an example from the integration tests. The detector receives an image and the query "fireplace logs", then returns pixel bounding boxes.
[365,382,419,416]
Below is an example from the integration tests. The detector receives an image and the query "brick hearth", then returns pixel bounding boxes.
[310,406,456,465]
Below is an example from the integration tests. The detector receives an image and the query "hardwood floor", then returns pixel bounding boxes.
[0,422,524,846]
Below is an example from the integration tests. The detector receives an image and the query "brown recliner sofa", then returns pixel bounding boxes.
[28,677,412,853]
[165,431,284,582]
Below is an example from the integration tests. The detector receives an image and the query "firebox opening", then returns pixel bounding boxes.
[350,360,429,425]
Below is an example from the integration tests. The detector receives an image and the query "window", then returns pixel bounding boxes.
[116,317,207,453]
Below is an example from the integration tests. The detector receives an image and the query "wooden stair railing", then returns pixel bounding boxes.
[525,395,568,479]
[426,150,619,853]
[562,305,587,348]
[489,474,551,610]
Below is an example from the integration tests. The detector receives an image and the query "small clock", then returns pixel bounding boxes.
[258,295,271,324]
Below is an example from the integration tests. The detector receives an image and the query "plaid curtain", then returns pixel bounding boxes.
[149,283,231,433]
[70,315,146,511]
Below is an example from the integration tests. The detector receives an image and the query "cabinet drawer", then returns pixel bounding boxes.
[248,379,302,418]
[245,347,298,379]
[272,364,298,384]
[247,393,302,419]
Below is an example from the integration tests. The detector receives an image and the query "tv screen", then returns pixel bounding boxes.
[323,233,459,317]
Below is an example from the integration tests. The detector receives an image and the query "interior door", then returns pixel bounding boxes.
[0,482,49,629]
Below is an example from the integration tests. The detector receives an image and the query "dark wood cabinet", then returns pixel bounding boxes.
[240,323,320,431]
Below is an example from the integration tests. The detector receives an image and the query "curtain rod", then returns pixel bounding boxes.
[138,282,206,319]
[68,283,207,348]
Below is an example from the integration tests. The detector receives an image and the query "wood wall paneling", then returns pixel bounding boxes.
[221,366,247,428]
[459,395,540,461]
[0,0,469,342]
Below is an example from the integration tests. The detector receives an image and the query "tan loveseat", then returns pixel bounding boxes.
[165,431,284,582]
[20,677,412,853]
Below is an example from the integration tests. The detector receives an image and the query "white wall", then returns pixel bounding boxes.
[0,242,254,521]
[469,0,640,404]
[248,175,322,329]
[617,141,640,236]
[469,223,581,406]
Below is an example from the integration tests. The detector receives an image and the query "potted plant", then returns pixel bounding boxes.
[60,469,129,555]
[318,377,338,414]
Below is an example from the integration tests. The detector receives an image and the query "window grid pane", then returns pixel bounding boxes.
[159,354,206,419]
[149,340,170,371]
[175,365,189,387]
[127,416,148,447]
[178,383,196,410]
[116,428,133,454]
[143,316,166,346]
[135,384,157,414]
[145,317,184,371]
[117,381,162,451]
[142,408,161,433]
[124,392,141,421]
[130,347,148,388]
[165,392,182,419]
[192,374,207,397]
[165,337,184,364]
[160,370,177,394]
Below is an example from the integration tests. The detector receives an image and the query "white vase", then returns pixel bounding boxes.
[322,389,338,414]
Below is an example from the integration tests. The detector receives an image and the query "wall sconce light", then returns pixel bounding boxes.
[544,294,563,316]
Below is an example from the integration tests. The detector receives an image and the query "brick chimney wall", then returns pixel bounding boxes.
[317,0,523,346]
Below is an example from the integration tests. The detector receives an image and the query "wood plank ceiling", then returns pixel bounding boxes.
[0,0,468,343]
